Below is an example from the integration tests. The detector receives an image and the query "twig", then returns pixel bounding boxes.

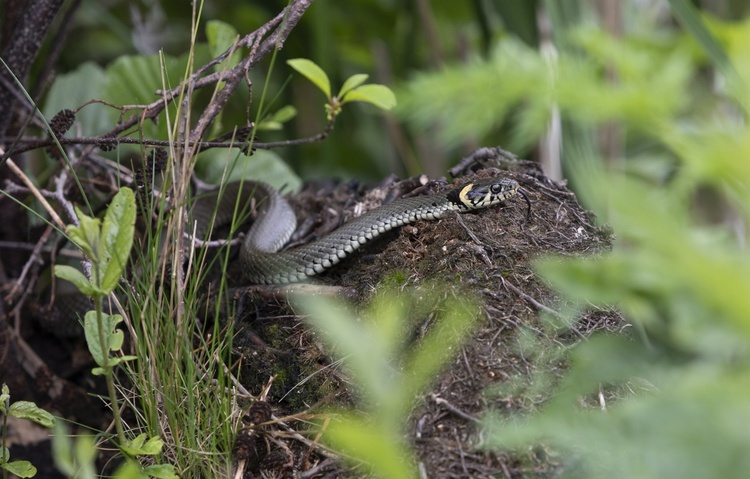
[430,394,480,424]
[4,158,66,230]
[499,275,562,319]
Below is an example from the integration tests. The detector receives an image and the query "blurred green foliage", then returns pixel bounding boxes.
[297,287,479,479]
[405,7,750,479]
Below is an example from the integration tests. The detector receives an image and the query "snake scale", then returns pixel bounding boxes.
[196,176,522,284]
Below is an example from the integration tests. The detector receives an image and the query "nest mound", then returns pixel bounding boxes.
[232,153,622,478]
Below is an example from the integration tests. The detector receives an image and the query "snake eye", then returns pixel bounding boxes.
[491,183,502,194]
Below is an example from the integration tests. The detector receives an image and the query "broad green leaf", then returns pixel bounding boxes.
[54,265,99,297]
[83,311,124,369]
[42,62,109,137]
[287,58,331,98]
[1,460,37,478]
[103,47,211,140]
[99,188,136,294]
[143,464,179,479]
[206,20,241,70]
[338,73,368,98]
[342,84,397,110]
[195,148,302,192]
[8,401,55,428]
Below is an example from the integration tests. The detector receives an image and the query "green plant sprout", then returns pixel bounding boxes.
[287,58,397,120]
[53,187,177,478]
[0,384,55,478]
[297,287,479,479]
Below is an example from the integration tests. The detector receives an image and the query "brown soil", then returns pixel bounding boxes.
[223,153,622,478]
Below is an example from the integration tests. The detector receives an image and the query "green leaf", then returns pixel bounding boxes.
[8,401,55,428]
[206,20,242,70]
[401,297,478,403]
[83,311,124,369]
[54,265,99,297]
[1,460,37,478]
[324,415,416,479]
[68,207,101,261]
[298,295,392,408]
[99,187,136,294]
[338,73,369,98]
[1,446,8,462]
[257,105,298,131]
[102,48,212,141]
[143,464,179,479]
[42,62,110,137]
[52,423,74,476]
[342,83,397,110]
[1,383,9,414]
[113,459,147,479]
[287,58,331,98]
[120,434,163,456]
[194,148,302,192]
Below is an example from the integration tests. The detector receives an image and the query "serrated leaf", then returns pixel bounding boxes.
[1,460,37,478]
[287,58,331,98]
[143,464,179,479]
[99,188,136,294]
[54,265,99,297]
[8,401,55,428]
[84,311,124,368]
[342,84,397,110]
[206,20,241,70]
[339,73,369,98]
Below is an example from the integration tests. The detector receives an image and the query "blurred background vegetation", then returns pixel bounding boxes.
[35,0,734,182]
[9,0,750,476]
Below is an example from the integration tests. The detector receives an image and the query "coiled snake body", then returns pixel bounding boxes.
[203,177,521,284]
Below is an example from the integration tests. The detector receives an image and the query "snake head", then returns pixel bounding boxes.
[451,177,521,210]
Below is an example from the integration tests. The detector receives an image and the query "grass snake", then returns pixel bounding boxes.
[198,176,522,284]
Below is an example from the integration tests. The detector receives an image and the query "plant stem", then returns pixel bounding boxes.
[93,270,126,445]
[2,398,8,479]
